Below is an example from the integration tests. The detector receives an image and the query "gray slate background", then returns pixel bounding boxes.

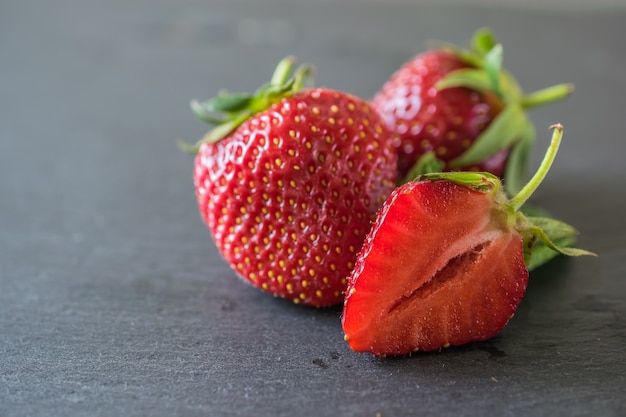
[1,0,625,416]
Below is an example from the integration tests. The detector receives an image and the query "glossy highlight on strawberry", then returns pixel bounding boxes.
[342,125,594,356]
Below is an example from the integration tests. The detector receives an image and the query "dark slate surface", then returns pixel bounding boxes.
[1,1,625,416]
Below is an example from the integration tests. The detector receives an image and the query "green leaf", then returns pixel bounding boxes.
[525,216,579,241]
[435,69,493,93]
[503,123,535,196]
[293,63,315,91]
[401,152,445,184]
[259,79,296,103]
[552,246,597,257]
[527,225,596,258]
[449,104,528,168]
[484,44,504,98]
[418,171,501,192]
[520,215,593,269]
[521,83,575,109]
[181,56,315,153]
[526,236,577,271]
[270,55,296,86]
[179,110,253,153]
[190,100,228,124]
[176,139,202,154]
[201,111,252,144]
[205,94,253,112]
[471,27,498,57]
[499,69,524,102]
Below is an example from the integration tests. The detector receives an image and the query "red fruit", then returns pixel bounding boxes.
[373,50,499,174]
[342,125,593,356]
[185,58,397,307]
[371,28,573,194]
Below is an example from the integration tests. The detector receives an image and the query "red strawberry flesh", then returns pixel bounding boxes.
[342,180,528,355]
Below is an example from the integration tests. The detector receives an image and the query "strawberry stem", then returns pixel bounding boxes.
[508,124,563,212]
[521,84,574,109]
[179,56,314,153]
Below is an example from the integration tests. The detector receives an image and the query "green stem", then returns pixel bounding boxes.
[508,124,563,212]
[521,84,574,109]
[180,56,315,153]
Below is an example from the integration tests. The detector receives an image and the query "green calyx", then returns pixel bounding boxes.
[179,56,314,153]
[418,125,595,271]
[426,28,574,196]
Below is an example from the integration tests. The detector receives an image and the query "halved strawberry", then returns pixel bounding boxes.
[182,57,397,307]
[342,125,593,356]
[371,28,573,194]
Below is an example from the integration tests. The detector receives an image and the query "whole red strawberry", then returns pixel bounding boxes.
[183,57,397,307]
[342,125,593,356]
[371,28,573,194]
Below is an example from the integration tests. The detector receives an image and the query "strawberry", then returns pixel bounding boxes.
[371,28,573,194]
[342,125,594,356]
[182,57,397,307]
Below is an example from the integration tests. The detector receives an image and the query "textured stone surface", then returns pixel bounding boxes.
[1,1,624,416]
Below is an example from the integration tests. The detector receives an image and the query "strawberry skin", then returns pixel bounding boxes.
[371,29,574,195]
[342,180,527,355]
[194,88,397,306]
[372,50,504,177]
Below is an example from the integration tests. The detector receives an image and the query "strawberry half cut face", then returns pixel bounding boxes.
[342,180,528,355]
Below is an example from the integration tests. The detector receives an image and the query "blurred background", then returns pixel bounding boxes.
[2,1,625,416]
